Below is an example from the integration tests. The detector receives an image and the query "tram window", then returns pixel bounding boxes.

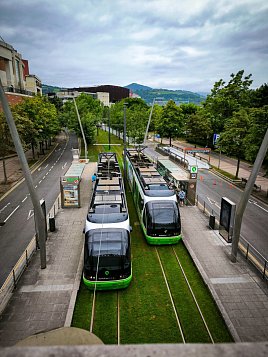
[138,191,144,211]
[142,210,147,228]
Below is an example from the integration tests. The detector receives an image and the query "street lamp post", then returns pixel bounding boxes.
[73,98,88,159]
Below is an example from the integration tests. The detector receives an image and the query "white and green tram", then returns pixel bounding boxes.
[83,152,132,290]
[126,148,181,245]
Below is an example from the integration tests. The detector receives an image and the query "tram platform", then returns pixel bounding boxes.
[0,163,267,351]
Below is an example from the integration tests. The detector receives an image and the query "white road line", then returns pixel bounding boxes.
[44,164,48,169]
[35,185,38,188]
[4,205,20,222]
[46,172,48,175]
[0,202,11,213]
[42,176,46,179]
[39,180,42,184]
[22,196,28,203]
[49,168,52,172]
[27,209,34,220]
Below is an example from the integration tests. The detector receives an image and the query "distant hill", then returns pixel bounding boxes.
[42,84,64,95]
[125,83,152,91]
[125,83,206,105]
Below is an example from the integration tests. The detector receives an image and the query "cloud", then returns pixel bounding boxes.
[0,0,267,91]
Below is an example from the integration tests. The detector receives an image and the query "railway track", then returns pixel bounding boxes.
[155,246,215,343]
[89,288,121,344]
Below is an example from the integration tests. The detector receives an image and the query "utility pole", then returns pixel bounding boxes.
[123,103,127,187]
[73,97,87,159]
[108,107,111,151]
[231,128,268,262]
[143,98,155,145]
[0,79,47,268]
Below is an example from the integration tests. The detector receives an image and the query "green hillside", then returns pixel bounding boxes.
[42,84,64,94]
[125,84,207,105]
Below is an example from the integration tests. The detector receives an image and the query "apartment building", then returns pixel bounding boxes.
[0,38,42,105]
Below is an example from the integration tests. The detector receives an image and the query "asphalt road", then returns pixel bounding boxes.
[197,169,268,260]
[0,132,78,285]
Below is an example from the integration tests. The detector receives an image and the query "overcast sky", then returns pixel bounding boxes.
[0,0,267,92]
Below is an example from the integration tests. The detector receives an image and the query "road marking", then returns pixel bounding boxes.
[248,199,268,213]
[62,162,67,170]
[44,164,48,169]
[22,196,28,203]
[207,197,221,209]
[4,205,20,222]
[46,172,48,176]
[49,168,52,172]
[42,176,46,180]
[27,209,34,220]
[39,180,42,184]
[0,202,11,213]
[35,185,38,188]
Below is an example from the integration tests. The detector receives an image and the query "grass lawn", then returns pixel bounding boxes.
[71,129,233,344]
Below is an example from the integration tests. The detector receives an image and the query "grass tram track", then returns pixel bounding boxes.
[71,130,233,344]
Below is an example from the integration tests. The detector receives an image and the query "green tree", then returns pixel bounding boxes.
[157,100,184,145]
[185,108,213,146]
[217,109,250,178]
[127,105,148,144]
[61,94,103,145]
[204,70,253,134]
[244,106,268,167]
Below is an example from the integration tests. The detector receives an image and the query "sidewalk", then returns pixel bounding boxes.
[0,162,96,346]
[181,206,268,342]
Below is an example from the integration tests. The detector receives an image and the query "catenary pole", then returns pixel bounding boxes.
[231,128,268,262]
[0,79,46,268]
[143,98,155,145]
[73,97,87,159]
[123,103,127,187]
[108,107,111,151]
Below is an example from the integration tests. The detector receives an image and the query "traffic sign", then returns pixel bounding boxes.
[190,165,198,174]
[213,133,220,145]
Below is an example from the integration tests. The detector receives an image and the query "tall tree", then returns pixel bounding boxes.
[204,70,253,134]
[157,100,184,146]
[185,108,213,146]
[244,106,268,167]
[217,109,250,178]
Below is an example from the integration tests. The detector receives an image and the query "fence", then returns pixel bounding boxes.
[195,194,268,281]
[0,193,62,315]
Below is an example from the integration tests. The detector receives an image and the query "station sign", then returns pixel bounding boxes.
[190,166,198,174]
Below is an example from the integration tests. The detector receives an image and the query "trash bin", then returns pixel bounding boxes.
[209,215,215,229]
[49,217,56,232]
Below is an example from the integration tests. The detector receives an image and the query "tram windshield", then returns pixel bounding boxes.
[145,201,181,236]
[84,229,131,271]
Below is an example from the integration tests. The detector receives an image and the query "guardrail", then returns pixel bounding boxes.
[195,194,268,281]
[0,193,62,315]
